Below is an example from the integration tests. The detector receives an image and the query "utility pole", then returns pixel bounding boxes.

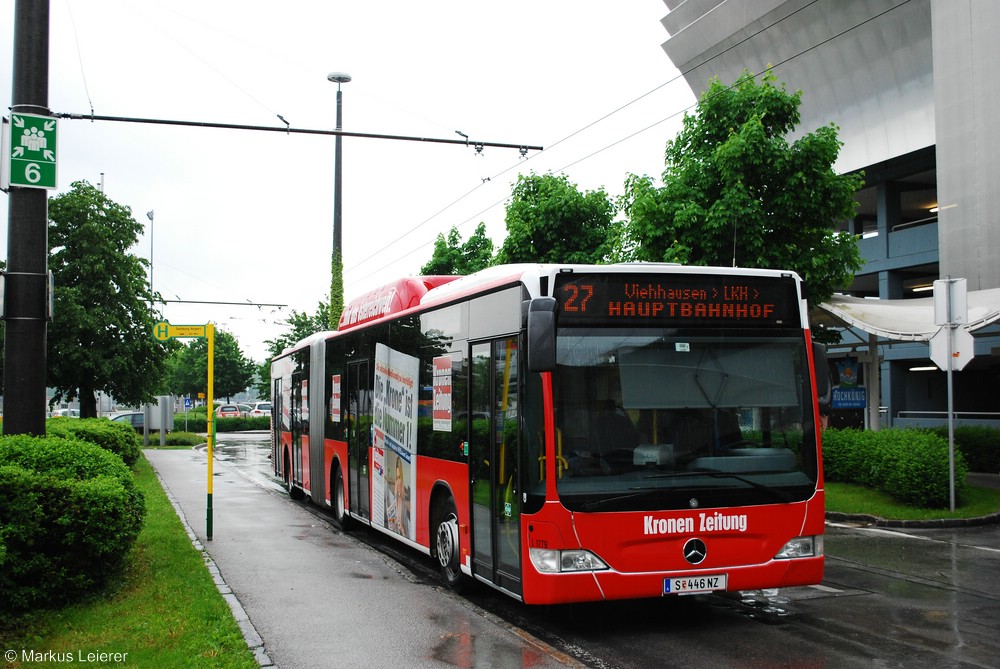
[3,0,51,435]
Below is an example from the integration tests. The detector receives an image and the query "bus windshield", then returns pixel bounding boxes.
[550,329,819,512]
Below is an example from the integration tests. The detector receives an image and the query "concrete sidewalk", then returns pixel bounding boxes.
[145,449,578,669]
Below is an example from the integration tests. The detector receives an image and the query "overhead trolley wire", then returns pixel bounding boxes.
[55,0,913,292]
[345,0,913,285]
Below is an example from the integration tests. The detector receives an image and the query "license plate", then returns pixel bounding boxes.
[664,574,727,595]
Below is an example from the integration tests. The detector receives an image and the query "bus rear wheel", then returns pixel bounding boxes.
[434,496,464,591]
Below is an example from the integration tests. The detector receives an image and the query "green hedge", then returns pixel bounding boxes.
[47,417,142,466]
[823,428,969,508]
[0,435,146,615]
[161,431,205,447]
[931,425,1000,473]
[175,415,270,433]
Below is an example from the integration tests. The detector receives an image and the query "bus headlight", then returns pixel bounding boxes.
[774,535,823,559]
[529,548,609,573]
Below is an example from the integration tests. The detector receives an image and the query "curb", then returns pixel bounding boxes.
[826,472,1000,528]
[825,510,1000,529]
[149,466,275,668]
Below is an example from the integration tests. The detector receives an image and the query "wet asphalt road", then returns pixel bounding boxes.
[213,432,1000,669]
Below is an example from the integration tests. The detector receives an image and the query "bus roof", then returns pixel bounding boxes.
[420,263,803,305]
[273,263,805,360]
[341,263,804,325]
[338,275,461,330]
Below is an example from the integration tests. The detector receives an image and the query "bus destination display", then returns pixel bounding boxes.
[554,272,799,327]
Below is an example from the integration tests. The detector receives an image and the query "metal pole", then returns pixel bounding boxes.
[946,278,956,513]
[207,324,215,541]
[327,72,350,328]
[333,86,343,269]
[868,332,881,430]
[3,0,50,435]
[56,112,543,152]
[146,210,154,298]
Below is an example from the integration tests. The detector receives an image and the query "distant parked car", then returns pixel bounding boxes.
[110,411,171,434]
[50,408,80,418]
[238,403,252,418]
[249,401,272,418]
[110,411,144,433]
[216,404,242,418]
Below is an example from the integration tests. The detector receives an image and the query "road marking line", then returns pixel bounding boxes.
[810,584,843,593]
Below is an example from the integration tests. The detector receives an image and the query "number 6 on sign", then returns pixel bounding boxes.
[25,162,41,183]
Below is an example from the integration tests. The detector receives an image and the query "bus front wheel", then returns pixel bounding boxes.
[434,496,464,591]
[332,464,352,530]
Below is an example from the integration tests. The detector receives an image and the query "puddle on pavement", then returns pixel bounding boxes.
[431,631,477,669]
[206,436,285,491]
[735,589,795,622]
[431,631,552,669]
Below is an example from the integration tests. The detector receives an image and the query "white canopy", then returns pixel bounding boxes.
[817,288,1000,341]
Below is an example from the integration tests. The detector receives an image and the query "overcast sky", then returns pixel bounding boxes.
[2,1,697,363]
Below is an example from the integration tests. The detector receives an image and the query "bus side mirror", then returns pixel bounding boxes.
[813,341,831,407]
[527,297,557,373]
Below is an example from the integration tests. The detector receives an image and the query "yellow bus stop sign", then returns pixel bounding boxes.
[150,321,217,540]
[153,321,207,341]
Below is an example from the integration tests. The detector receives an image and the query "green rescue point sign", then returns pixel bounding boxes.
[6,112,58,190]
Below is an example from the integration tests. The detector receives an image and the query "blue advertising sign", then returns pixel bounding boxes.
[832,387,867,409]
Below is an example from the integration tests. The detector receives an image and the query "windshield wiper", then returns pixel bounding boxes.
[580,469,795,511]
[682,470,795,502]
[636,470,795,503]
[579,489,663,512]
[578,470,794,511]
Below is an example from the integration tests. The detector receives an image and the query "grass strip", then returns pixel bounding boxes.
[0,455,257,668]
[826,481,1000,520]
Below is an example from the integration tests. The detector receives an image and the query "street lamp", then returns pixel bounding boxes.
[327,71,351,328]
[146,209,154,297]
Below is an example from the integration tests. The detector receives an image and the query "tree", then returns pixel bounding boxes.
[253,301,330,399]
[265,300,330,358]
[165,329,255,401]
[621,70,864,305]
[420,223,494,275]
[47,181,170,417]
[496,173,617,265]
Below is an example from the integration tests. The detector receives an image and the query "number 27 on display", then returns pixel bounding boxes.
[562,284,594,312]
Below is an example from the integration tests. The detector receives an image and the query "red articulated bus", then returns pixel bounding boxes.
[271,263,829,605]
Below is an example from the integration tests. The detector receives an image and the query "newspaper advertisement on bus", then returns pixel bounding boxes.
[372,343,417,541]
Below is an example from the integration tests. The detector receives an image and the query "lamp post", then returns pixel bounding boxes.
[146,210,154,298]
[327,71,351,328]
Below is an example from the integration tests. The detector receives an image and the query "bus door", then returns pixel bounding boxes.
[347,360,372,520]
[469,338,522,595]
[272,377,282,474]
[290,372,305,486]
